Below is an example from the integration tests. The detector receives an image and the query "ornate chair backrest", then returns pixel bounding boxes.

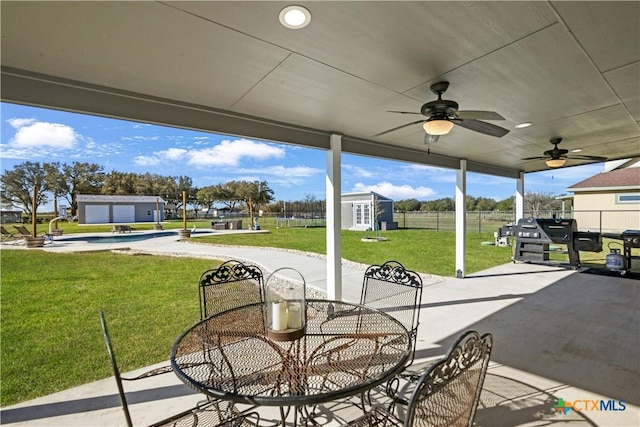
[361,261,423,364]
[405,331,494,427]
[199,260,264,320]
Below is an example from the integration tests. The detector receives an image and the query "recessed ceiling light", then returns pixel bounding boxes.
[515,122,532,129]
[279,5,311,29]
[571,148,583,153]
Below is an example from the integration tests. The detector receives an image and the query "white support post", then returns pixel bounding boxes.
[326,134,342,300]
[455,160,467,278]
[516,171,525,222]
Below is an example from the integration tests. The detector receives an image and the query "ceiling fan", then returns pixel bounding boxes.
[521,137,607,168]
[374,81,510,139]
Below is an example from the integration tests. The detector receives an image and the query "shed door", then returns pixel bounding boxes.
[354,203,371,227]
[84,205,109,224]
[113,205,135,223]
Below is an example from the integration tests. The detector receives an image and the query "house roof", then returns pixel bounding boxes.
[77,195,166,203]
[567,168,640,192]
[341,191,393,201]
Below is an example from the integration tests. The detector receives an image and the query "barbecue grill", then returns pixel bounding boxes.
[512,217,602,268]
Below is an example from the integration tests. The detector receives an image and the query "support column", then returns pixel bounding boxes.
[455,160,467,278]
[516,171,525,221]
[326,134,342,300]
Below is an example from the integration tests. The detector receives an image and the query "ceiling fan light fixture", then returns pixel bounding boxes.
[423,119,454,135]
[545,158,566,168]
[515,122,532,129]
[279,5,311,29]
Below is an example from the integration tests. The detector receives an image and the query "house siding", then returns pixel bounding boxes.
[572,191,640,232]
[566,159,640,233]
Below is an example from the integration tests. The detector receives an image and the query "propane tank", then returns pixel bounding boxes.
[605,248,625,271]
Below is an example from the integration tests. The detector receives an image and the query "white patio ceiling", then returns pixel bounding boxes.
[1,1,638,179]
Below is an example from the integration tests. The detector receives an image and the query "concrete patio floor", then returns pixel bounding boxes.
[1,230,638,426]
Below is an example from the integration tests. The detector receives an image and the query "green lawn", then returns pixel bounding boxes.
[0,250,218,406]
[193,227,513,277]
[2,224,626,406]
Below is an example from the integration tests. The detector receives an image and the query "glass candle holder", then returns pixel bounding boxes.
[264,267,306,341]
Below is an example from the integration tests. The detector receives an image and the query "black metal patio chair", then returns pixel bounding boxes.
[198,260,265,320]
[347,330,494,427]
[361,261,423,373]
[314,261,423,415]
[99,310,259,427]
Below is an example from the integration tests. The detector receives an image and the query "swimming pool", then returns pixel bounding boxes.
[60,231,179,244]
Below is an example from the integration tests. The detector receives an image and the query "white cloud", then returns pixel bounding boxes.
[134,155,162,166]
[7,118,36,128]
[343,164,375,178]
[236,165,322,177]
[236,175,261,182]
[232,165,323,187]
[131,138,285,169]
[351,181,437,199]
[401,164,456,183]
[187,139,285,167]
[163,148,188,161]
[8,119,78,149]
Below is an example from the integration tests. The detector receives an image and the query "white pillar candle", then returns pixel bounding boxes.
[287,304,302,329]
[272,302,288,331]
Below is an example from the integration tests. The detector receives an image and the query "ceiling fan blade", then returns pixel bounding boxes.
[520,156,548,161]
[567,155,607,161]
[373,119,426,137]
[387,110,422,115]
[453,118,510,137]
[457,110,505,120]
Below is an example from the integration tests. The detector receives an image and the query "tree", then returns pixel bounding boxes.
[304,194,319,217]
[43,162,67,219]
[237,180,274,221]
[101,171,136,195]
[395,198,421,212]
[525,191,561,216]
[495,196,515,211]
[196,185,218,212]
[167,175,195,212]
[0,161,48,216]
[421,197,454,211]
[63,162,104,215]
[474,197,498,211]
[217,181,242,212]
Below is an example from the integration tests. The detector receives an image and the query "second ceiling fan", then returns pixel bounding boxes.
[521,137,607,168]
[374,81,510,141]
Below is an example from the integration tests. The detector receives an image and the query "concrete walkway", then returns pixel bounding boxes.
[1,229,638,426]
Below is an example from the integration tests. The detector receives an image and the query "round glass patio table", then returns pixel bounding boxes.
[171,299,411,409]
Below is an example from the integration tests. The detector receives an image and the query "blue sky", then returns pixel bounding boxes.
[1,102,604,209]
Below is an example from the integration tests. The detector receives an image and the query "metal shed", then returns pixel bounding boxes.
[76,195,165,225]
[341,192,395,231]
